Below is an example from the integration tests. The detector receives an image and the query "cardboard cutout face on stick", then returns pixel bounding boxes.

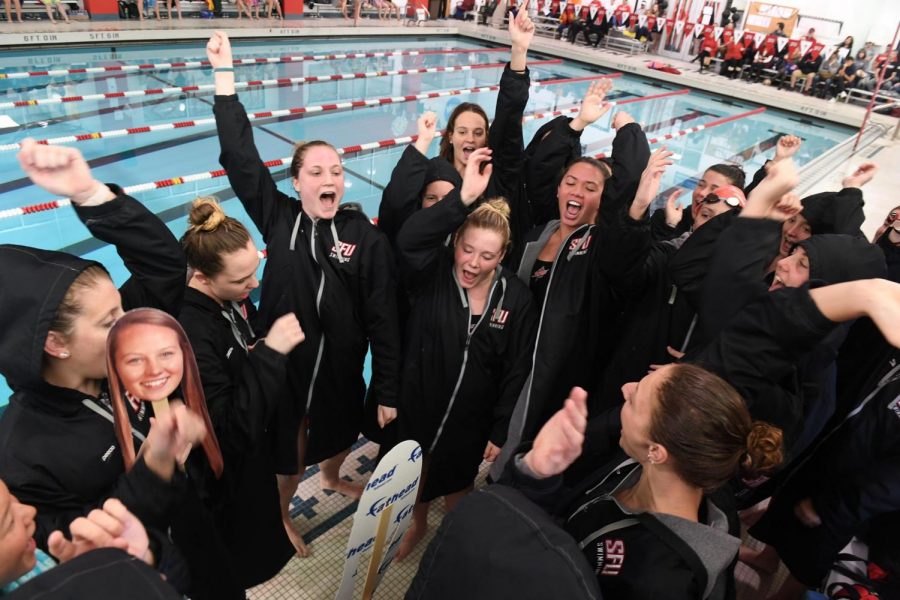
[106,308,224,478]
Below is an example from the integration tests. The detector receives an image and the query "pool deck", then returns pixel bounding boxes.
[1,17,897,235]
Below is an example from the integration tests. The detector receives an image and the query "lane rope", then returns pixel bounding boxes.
[0,59,563,110]
[0,47,509,80]
[1,89,718,221]
[0,73,629,152]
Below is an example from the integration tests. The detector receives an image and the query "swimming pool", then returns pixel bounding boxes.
[0,35,855,405]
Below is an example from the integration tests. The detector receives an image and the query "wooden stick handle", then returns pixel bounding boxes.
[361,505,393,600]
[150,397,170,418]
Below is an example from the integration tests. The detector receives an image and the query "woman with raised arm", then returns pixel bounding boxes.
[490,85,651,477]
[392,149,537,558]
[208,31,402,556]
[379,4,536,254]
[0,140,216,597]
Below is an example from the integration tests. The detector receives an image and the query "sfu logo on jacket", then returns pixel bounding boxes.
[568,233,592,256]
[329,241,358,260]
[595,537,626,576]
[489,308,510,330]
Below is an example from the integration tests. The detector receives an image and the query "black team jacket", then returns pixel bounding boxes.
[214,94,401,466]
[177,289,294,588]
[395,190,537,501]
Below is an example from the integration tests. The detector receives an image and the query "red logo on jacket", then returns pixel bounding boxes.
[568,234,592,254]
[489,308,510,329]
[596,538,626,576]
[330,241,357,260]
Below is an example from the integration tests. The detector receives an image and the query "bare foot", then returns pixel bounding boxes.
[739,544,780,574]
[283,519,311,558]
[321,477,364,499]
[395,521,427,561]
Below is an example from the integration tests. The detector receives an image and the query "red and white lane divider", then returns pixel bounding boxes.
[644,106,766,145]
[0,47,509,81]
[0,59,562,110]
[588,106,767,158]
[1,90,713,222]
[0,73,624,152]
[522,88,690,122]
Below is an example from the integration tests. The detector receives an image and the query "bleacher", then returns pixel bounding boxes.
[600,30,646,55]
[844,87,900,109]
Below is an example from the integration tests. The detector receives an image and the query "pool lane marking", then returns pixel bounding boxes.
[0,73,630,152]
[2,90,718,222]
[0,75,626,197]
[586,106,767,158]
[582,109,713,155]
[0,59,563,110]
[0,47,510,81]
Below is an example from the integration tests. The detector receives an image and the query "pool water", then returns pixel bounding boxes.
[0,35,854,405]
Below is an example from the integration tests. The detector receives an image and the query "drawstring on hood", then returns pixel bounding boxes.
[330,220,347,264]
[0,245,106,389]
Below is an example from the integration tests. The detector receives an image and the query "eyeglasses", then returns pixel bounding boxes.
[703,193,742,208]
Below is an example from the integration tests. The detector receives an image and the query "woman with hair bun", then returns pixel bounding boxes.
[408,363,784,600]
[392,149,537,558]
[177,197,304,573]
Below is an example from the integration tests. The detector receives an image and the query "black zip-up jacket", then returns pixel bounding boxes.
[395,191,537,499]
[493,213,649,477]
[177,288,294,587]
[502,455,739,600]
[751,339,900,587]
[214,94,401,465]
[597,210,739,410]
[834,235,900,418]
[489,121,651,477]
[0,192,186,549]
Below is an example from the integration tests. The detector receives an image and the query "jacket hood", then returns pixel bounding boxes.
[406,484,601,600]
[423,157,462,190]
[0,245,104,388]
[875,232,900,282]
[800,190,864,235]
[604,462,739,600]
[653,501,740,599]
[799,234,886,287]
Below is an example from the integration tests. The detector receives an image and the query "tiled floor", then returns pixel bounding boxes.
[248,437,490,599]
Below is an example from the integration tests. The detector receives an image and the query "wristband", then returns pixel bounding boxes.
[213,67,235,73]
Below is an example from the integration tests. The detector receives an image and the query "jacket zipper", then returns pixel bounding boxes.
[305,220,327,413]
[567,458,638,523]
[515,224,591,441]
[429,275,501,453]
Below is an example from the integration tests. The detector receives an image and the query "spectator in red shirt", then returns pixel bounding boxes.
[720,38,745,78]
[692,31,719,73]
